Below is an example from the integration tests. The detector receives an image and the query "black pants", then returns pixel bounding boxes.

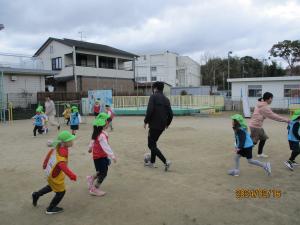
[94,158,109,187]
[289,141,300,161]
[36,185,65,209]
[33,125,43,136]
[66,118,70,126]
[257,140,266,155]
[148,128,167,164]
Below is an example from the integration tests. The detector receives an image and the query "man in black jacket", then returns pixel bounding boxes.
[144,82,173,171]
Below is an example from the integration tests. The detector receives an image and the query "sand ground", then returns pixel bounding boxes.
[0,113,299,225]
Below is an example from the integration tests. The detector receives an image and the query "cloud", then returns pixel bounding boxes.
[1,0,300,66]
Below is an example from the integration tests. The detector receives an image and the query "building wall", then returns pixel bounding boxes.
[66,77,134,94]
[36,40,73,70]
[231,80,300,108]
[135,52,201,87]
[4,74,45,93]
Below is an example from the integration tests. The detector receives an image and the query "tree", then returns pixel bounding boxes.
[269,40,300,74]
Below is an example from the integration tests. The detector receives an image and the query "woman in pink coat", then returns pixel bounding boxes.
[249,92,289,158]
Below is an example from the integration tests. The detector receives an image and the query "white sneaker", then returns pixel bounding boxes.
[257,154,268,158]
[264,162,272,176]
[228,169,240,176]
[165,160,171,171]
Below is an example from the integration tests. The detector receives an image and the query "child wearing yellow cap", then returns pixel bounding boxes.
[284,109,300,171]
[86,113,116,196]
[32,131,77,214]
[62,104,71,126]
[228,114,271,176]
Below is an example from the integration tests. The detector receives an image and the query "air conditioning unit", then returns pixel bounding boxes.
[11,76,17,81]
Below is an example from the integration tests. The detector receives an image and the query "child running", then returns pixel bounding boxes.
[93,100,101,117]
[105,105,115,131]
[86,113,116,196]
[32,106,45,137]
[31,131,77,214]
[70,106,80,135]
[62,104,71,126]
[228,114,272,176]
[284,109,300,171]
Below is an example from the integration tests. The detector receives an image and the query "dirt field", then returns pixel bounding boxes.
[0,113,299,225]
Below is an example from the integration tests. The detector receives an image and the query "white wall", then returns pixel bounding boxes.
[231,80,299,108]
[135,52,200,87]
[4,74,45,93]
[36,40,73,70]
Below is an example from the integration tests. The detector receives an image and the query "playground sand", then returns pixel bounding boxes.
[0,114,299,225]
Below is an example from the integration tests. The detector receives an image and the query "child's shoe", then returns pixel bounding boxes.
[32,192,39,207]
[264,162,272,176]
[86,176,94,190]
[227,169,240,176]
[284,160,294,171]
[46,206,64,215]
[89,186,106,197]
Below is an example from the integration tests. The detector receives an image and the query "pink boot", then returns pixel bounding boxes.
[86,176,94,190]
[89,186,106,197]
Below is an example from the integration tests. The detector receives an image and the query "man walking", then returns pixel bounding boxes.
[144,82,173,171]
[45,96,60,131]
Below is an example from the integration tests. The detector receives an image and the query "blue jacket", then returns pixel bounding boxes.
[70,112,79,126]
[288,120,300,142]
[33,114,43,126]
[234,128,254,149]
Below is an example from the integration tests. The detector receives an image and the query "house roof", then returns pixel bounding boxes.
[34,37,138,58]
[0,67,57,76]
[227,76,300,83]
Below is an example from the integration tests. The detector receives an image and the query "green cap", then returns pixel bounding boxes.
[93,113,110,127]
[51,130,76,147]
[71,106,79,112]
[36,106,43,113]
[291,109,300,121]
[231,114,248,129]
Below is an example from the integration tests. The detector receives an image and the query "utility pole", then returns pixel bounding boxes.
[227,51,233,94]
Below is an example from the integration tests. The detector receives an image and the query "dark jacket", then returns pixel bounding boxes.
[144,91,173,130]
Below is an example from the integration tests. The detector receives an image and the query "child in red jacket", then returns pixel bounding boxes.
[32,131,77,214]
[86,113,116,196]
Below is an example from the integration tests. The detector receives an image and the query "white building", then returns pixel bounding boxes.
[135,52,201,87]
[34,37,137,93]
[228,76,300,109]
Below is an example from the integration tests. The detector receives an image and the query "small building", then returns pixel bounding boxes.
[135,51,201,87]
[34,37,138,94]
[171,86,218,96]
[135,82,172,96]
[228,76,300,109]
[0,67,55,108]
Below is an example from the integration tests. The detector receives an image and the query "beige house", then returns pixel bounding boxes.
[34,38,138,93]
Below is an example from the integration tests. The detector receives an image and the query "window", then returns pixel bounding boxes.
[151,76,157,81]
[99,56,116,69]
[248,85,262,97]
[136,77,147,82]
[151,66,157,72]
[284,84,300,97]
[51,57,62,70]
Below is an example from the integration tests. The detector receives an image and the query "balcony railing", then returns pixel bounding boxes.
[0,52,44,70]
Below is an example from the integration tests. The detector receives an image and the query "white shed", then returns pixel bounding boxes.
[227,76,300,109]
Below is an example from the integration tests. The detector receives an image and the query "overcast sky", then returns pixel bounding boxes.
[0,0,300,65]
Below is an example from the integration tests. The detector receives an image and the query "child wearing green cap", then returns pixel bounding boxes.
[70,106,80,135]
[32,107,45,136]
[62,104,71,126]
[86,113,116,196]
[32,130,77,214]
[284,109,300,171]
[228,114,272,176]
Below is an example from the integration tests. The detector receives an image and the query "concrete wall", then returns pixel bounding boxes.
[231,80,300,108]
[177,56,201,87]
